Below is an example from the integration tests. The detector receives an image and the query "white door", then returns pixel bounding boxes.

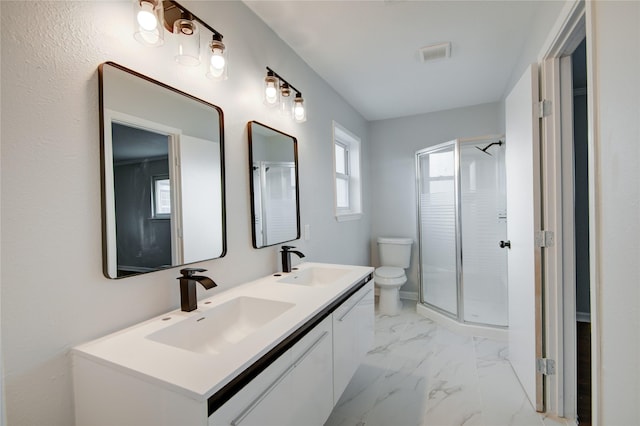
[505,64,544,411]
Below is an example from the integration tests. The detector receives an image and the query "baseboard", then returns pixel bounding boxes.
[399,291,418,301]
[576,311,591,323]
[373,288,418,301]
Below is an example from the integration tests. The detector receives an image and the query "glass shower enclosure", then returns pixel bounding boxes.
[416,138,508,327]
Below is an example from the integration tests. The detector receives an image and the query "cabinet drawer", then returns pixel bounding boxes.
[209,348,293,426]
[209,317,334,426]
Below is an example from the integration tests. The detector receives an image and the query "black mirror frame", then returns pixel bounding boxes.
[98,61,227,279]
[247,121,301,249]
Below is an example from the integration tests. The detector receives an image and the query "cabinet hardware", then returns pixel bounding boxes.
[294,331,329,367]
[338,289,373,322]
[231,331,329,425]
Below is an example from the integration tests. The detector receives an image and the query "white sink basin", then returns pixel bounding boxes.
[278,267,350,286]
[147,297,295,355]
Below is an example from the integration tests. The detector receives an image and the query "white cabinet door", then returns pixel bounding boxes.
[209,350,294,426]
[210,317,334,426]
[332,281,375,404]
[289,316,334,425]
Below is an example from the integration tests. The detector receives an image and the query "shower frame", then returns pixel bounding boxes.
[416,136,506,328]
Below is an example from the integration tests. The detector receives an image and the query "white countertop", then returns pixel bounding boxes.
[73,262,374,402]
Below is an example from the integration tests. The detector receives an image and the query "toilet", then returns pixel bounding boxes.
[374,237,413,315]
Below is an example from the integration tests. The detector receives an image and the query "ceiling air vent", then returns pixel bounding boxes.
[419,42,451,63]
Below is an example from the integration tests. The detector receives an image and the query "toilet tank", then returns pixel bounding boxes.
[377,237,413,268]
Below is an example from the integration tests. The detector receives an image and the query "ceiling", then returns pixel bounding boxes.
[244,1,562,121]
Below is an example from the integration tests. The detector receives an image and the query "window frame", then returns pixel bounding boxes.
[151,174,171,219]
[332,121,362,221]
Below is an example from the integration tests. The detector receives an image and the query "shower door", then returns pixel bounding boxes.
[416,141,460,317]
[459,143,508,326]
[417,138,508,327]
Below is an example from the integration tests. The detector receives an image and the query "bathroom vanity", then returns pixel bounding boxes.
[73,263,374,425]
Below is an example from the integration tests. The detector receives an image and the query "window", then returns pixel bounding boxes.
[152,175,171,219]
[333,121,362,221]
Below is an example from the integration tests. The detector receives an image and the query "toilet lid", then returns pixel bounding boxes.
[375,266,405,279]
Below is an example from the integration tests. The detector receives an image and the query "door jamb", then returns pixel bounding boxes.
[537,0,599,423]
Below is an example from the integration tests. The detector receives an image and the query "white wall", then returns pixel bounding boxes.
[0,2,370,425]
[369,102,504,294]
[588,1,640,423]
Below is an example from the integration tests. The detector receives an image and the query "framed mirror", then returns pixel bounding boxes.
[99,62,226,279]
[248,121,300,248]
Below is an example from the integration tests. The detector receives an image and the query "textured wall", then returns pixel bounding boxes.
[0,2,370,424]
[588,1,640,423]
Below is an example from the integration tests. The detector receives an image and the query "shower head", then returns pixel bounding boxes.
[475,140,503,156]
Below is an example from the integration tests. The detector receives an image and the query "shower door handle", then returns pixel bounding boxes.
[499,240,511,249]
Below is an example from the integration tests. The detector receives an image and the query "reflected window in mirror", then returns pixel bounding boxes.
[248,121,300,248]
[99,62,226,279]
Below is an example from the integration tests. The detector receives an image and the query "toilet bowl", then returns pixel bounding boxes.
[374,266,407,315]
[374,237,413,316]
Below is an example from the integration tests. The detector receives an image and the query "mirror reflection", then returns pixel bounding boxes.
[100,62,226,279]
[248,121,300,248]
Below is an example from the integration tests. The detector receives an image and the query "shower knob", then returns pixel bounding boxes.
[499,240,511,249]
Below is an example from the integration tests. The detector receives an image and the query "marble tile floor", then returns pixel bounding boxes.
[324,302,570,426]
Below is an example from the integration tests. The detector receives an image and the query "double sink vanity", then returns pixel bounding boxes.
[73,262,374,425]
[86,62,372,425]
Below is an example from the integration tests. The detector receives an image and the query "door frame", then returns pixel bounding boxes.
[537,0,599,423]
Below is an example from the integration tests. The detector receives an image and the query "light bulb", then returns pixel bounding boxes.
[133,0,163,47]
[293,94,306,122]
[206,36,227,80]
[137,2,158,31]
[266,85,277,100]
[210,50,225,71]
[264,73,279,105]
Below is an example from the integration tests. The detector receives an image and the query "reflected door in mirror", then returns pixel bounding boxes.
[248,122,300,248]
[100,62,226,278]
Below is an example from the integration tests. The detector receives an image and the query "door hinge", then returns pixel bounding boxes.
[538,99,552,118]
[535,230,555,248]
[536,358,556,375]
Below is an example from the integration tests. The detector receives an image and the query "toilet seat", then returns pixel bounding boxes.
[374,266,407,286]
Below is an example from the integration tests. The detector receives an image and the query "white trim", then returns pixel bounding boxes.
[584,4,601,423]
[332,121,363,221]
[541,54,565,418]
[335,213,363,222]
[373,288,417,301]
[399,291,418,301]
[538,0,586,419]
[538,0,585,61]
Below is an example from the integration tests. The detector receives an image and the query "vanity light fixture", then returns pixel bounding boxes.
[264,70,280,106]
[133,0,164,46]
[279,83,292,116]
[293,93,307,123]
[207,33,227,80]
[264,67,307,123]
[132,0,228,78]
[173,12,200,66]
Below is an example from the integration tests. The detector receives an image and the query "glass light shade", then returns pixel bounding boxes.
[133,0,164,47]
[279,84,292,116]
[264,74,279,106]
[173,18,200,66]
[293,94,307,122]
[206,38,228,80]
